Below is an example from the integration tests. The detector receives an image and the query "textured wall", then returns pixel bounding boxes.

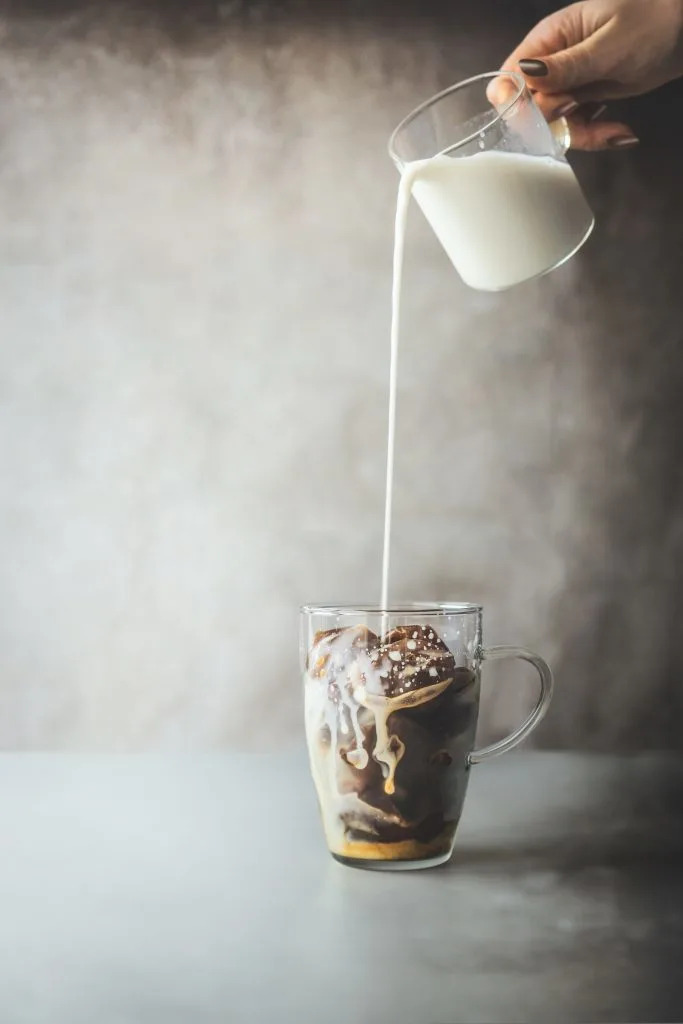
[1,0,682,750]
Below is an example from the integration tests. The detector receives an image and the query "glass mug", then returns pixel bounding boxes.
[388,71,595,292]
[302,603,553,870]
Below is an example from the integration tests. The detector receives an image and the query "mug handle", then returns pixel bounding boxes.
[468,646,554,765]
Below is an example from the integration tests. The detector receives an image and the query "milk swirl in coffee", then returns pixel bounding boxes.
[304,624,479,863]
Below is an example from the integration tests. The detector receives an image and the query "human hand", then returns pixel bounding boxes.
[501,0,683,150]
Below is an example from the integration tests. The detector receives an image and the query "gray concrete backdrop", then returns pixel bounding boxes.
[1,0,682,749]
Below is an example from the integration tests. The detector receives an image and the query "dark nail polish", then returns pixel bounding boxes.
[519,59,549,77]
[552,100,579,119]
[608,134,640,148]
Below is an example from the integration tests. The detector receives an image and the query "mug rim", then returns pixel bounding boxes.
[300,602,483,616]
[388,70,526,167]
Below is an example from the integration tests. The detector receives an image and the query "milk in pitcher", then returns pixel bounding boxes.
[407,150,594,292]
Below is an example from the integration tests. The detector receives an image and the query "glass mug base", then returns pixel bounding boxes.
[327,821,459,871]
[302,603,553,871]
[332,850,454,872]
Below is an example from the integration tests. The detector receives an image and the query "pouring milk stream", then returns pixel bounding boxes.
[380,73,594,610]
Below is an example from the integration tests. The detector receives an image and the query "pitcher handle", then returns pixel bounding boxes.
[468,646,554,765]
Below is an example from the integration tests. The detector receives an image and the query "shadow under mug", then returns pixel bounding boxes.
[302,602,553,870]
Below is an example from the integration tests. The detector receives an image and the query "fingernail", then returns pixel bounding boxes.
[608,134,640,148]
[552,100,579,119]
[583,102,608,122]
[519,59,549,77]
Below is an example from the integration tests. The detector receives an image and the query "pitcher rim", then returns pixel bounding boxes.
[388,70,526,168]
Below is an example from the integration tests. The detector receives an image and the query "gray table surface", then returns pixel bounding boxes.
[1,752,682,1024]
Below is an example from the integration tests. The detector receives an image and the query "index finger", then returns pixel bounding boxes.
[500,12,573,74]
[487,16,567,108]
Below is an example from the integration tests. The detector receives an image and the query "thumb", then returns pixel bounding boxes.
[518,37,604,92]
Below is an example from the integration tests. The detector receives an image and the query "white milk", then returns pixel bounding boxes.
[380,166,416,612]
[408,150,593,292]
[380,150,592,609]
